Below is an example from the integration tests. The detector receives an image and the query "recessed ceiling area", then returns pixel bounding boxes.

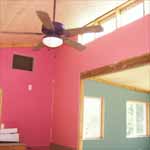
[0,0,127,48]
[92,65,150,93]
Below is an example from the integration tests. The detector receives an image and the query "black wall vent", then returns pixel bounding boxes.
[12,54,34,71]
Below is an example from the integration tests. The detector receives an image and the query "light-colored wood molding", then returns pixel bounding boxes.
[128,100,150,104]
[146,103,150,136]
[0,89,3,127]
[148,103,150,137]
[100,97,104,139]
[0,143,26,150]
[81,53,150,79]
[120,0,144,12]
[78,80,84,150]
[0,33,43,48]
[89,77,150,94]
[0,42,38,48]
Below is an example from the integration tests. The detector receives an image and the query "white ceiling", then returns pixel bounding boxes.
[95,65,150,92]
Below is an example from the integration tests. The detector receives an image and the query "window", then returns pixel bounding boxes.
[78,33,95,45]
[78,16,117,45]
[144,0,150,15]
[78,0,147,44]
[95,15,117,38]
[120,1,144,26]
[126,101,150,138]
[83,96,104,140]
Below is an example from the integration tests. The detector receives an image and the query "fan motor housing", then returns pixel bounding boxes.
[42,22,64,36]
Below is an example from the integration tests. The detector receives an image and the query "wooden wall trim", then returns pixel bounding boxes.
[100,97,104,139]
[78,80,84,150]
[146,103,150,136]
[81,53,150,79]
[27,146,49,150]
[0,42,37,48]
[0,89,2,127]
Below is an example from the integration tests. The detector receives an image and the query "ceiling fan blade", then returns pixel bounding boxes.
[33,42,45,50]
[64,25,103,37]
[36,11,54,30]
[0,31,43,35]
[63,38,86,51]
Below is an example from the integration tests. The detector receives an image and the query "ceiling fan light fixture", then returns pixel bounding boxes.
[42,36,63,48]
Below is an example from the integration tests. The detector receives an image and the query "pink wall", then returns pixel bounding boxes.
[0,47,56,146]
[53,15,150,147]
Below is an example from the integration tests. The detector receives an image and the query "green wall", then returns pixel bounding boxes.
[83,80,150,150]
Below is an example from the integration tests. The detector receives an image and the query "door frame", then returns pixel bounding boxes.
[0,89,3,126]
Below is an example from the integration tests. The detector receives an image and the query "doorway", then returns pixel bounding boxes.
[79,53,150,150]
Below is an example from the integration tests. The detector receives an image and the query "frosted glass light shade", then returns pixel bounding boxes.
[42,36,63,48]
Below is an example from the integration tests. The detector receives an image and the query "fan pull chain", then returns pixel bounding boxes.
[53,0,57,22]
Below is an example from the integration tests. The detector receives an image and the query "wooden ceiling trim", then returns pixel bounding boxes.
[89,77,150,94]
[81,53,150,79]
[0,42,38,48]
[0,33,43,48]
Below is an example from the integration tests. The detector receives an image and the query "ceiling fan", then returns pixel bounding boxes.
[0,0,103,51]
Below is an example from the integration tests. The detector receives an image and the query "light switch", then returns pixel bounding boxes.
[0,123,5,129]
[28,84,32,91]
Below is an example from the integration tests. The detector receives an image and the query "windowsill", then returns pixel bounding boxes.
[83,137,104,141]
[126,135,150,138]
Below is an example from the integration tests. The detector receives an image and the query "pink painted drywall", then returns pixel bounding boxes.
[53,15,150,147]
[0,47,56,146]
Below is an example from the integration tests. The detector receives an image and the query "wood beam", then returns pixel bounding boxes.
[81,53,150,79]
